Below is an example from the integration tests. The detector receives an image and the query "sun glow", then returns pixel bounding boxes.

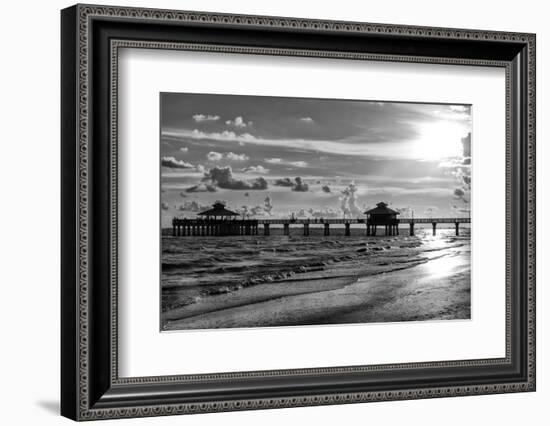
[413,122,467,161]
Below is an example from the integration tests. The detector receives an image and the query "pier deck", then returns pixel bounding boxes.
[255,218,470,224]
[172,217,470,237]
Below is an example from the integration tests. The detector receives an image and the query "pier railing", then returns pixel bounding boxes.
[172,217,470,237]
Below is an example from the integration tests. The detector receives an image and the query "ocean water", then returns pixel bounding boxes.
[161,226,471,330]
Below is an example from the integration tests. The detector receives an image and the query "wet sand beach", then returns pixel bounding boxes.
[161,227,470,330]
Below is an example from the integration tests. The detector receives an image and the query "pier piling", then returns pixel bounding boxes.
[263,223,270,236]
[283,223,289,236]
[409,223,415,236]
[324,223,330,236]
[432,222,437,236]
[455,222,459,236]
[303,223,310,236]
[344,223,351,236]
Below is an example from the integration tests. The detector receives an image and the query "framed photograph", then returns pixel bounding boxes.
[61,4,536,421]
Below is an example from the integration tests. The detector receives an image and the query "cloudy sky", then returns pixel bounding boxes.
[160,93,471,227]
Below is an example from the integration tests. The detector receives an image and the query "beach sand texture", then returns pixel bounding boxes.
[161,227,470,330]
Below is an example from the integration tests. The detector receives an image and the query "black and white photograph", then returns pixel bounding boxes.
[160,93,472,331]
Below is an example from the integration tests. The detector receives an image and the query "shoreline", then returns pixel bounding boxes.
[162,239,470,330]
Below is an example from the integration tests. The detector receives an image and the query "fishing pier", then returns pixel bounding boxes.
[172,202,470,237]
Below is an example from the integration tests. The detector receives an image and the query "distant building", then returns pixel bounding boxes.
[364,201,400,236]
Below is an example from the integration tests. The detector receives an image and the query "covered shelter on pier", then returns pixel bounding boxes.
[197,202,239,220]
[172,202,258,236]
[364,201,400,236]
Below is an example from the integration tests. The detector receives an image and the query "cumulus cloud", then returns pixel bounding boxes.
[274,177,309,191]
[394,206,413,218]
[237,201,271,218]
[161,156,195,169]
[239,205,250,217]
[454,188,468,203]
[339,182,362,217]
[184,129,257,144]
[178,201,210,213]
[206,151,223,161]
[265,158,308,168]
[203,166,268,190]
[242,165,270,174]
[300,117,314,123]
[321,185,331,193]
[185,182,217,193]
[264,196,274,216]
[441,163,471,192]
[292,177,309,192]
[225,116,251,127]
[207,151,249,162]
[179,147,189,153]
[274,178,294,187]
[193,114,220,122]
[161,202,170,210]
[226,152,249,161]
[306,207,340,218]
[249,206,264,216]
[439,132,471,203]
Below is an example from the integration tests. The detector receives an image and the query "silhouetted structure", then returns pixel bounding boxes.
[171,202,469,237]
[172,202,257,236]
[197,202,239,219]
[364,202,400,236]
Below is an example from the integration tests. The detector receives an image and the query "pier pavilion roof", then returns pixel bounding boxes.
[364,202,400,215]
[198,202,239,217]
